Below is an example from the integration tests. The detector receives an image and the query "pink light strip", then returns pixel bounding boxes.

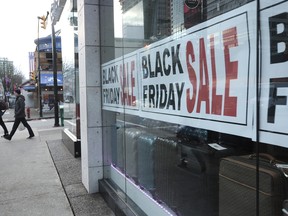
[111,165,175,216]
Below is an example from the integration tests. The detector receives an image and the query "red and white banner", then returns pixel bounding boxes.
[102,53,138,114]
[102,3,257,139]
[140,13,253,124]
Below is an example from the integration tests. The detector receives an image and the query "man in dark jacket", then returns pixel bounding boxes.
[4,89,34,140]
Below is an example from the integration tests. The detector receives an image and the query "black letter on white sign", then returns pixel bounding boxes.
[269,13,288,64]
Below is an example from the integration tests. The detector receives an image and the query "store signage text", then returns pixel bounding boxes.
[141,27,239,117]
[102,6,254,138]
[266,12,288,123]
[257,1,288,146]
[101,1,288,147]
[102,55,137,108]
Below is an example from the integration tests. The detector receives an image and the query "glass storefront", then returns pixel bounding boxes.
[100,0,288,215]
[59,0,79,137]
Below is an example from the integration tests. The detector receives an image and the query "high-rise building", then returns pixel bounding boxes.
[120,0,171,40]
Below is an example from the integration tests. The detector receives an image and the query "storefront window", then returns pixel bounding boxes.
[102,0,288,215]
[60,1,79,137]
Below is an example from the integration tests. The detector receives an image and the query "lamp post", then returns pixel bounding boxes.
[50,3,60,127]
[3,59,6,102]
[51,22,59,127]
[37,19,43,118]
[37,11,49,118]
[37,22,43,117]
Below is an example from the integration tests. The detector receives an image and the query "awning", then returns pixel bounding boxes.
[23,85,36,91]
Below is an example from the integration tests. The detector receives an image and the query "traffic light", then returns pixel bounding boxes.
[40,15,47,29]
[30,71,36,80]
[38,12,49,30]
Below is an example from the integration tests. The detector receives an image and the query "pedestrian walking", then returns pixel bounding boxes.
[4,89,34,140]
[0,101,8,137]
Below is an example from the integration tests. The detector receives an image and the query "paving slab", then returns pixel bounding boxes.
[47,138,116,216]
[0,127,73,216]
[0,119,115,216]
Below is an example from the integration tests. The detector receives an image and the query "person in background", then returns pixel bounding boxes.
[4,89,34,141]
[0,108,8,137]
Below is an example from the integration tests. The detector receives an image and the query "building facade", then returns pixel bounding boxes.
[32,34,63,111]
[56,0,288,215]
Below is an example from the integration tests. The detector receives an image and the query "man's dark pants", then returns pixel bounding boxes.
[9,117,34,138]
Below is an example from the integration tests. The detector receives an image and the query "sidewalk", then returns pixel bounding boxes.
[0,117,115,215]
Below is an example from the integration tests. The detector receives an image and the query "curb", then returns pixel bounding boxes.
[4,116,55,123]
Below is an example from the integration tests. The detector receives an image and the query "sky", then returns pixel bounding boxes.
[0,0,123,80]
[0,0,53,79]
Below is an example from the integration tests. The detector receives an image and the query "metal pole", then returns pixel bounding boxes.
[52,23,59,127]
[37,18,43,117]
[3,59,6,102]
[255,1,261,215]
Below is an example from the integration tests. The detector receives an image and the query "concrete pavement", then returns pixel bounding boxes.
[0,122,73,215]
[0,113,115,215]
